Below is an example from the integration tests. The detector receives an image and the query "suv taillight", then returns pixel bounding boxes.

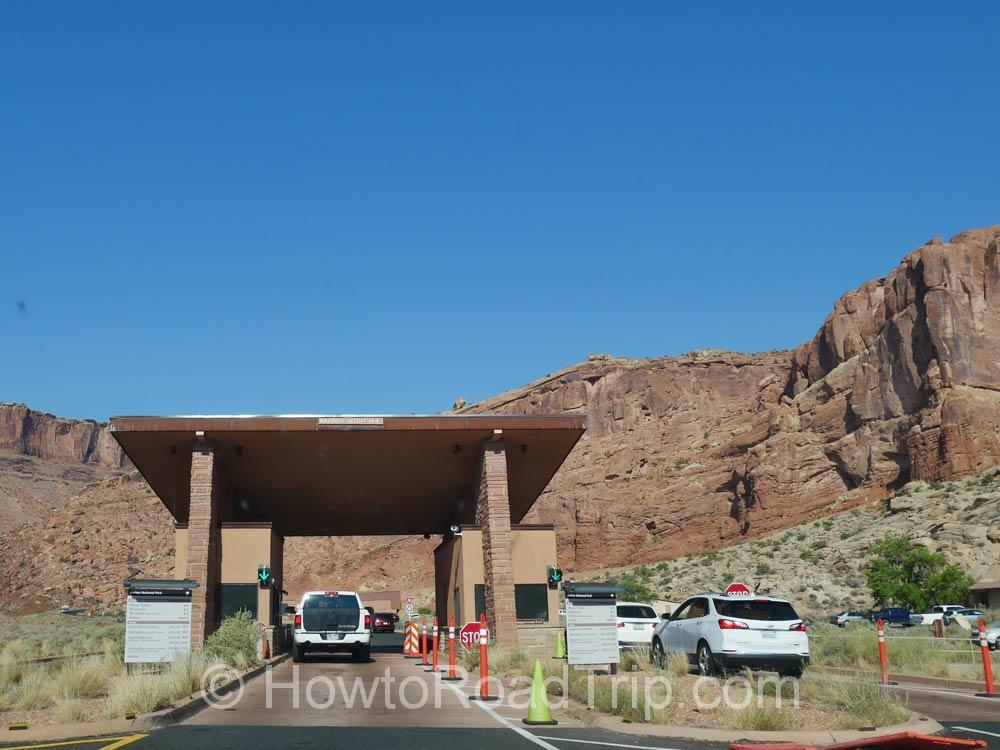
[718,618,750,630]
[789,621,807,632]
[294,614,302,628]
[617,621,625,628]
[364,614,372,629]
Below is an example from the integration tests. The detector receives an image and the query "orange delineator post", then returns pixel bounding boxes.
[977,616,997,697]
[442,615,460,681]
[429,617,440,672]
[876,619,889,685]
[421,617,428,666]
[477,613,495,700]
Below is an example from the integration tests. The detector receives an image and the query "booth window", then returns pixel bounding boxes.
[514,584,548,621]
[474,584,486,620]
[216,583,258,622]
[472,583,549,621]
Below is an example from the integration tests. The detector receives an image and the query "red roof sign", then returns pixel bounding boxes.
[724,582,753,597]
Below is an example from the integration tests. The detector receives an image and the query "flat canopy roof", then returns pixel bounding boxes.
[109,414,585,536]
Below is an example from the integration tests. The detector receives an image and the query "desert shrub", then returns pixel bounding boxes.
[13,667,52,710]
[204,611,260,668]
[802,671,908,728]
[725,703,791,731]
[0,652,24,693]
[54,698,93,724]
[105,675,173,718]
[620,647,651,672]
[663,650,690,678]
[165,652,223,701]
[755,562,772,575]
[567,672,671,723]
[460,644,524,674]
[50,657,110,700]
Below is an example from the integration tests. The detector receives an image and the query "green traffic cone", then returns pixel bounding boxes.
[522,659,558,725]
[554,631,567,659]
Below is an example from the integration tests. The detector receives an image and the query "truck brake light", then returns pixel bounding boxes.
[294,614,302,628]
[364,614,371,629]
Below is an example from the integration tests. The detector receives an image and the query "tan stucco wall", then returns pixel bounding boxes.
[434,525,559,627]
[174,523,282,627]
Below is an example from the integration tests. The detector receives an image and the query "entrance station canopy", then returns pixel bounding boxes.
[109,414,586,536]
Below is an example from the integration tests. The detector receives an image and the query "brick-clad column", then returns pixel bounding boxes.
[475,437,518,649]
[186,442,220,649]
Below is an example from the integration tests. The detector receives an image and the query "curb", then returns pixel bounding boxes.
[0,653,288,744]
[137,652,290,729]
[583,711,942,745]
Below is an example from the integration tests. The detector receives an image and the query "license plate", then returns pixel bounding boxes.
[322,632,344,641]
[762,632,777,640]
[632,624,646,630]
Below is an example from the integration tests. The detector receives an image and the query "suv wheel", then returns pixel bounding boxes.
[651,637,665,668]
[696,641,716,677]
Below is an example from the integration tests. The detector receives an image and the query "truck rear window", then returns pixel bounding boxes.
[714,599,799,621]
[301,594,360,631]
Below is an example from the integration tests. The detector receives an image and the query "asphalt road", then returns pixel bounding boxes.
[885,682,1000,722]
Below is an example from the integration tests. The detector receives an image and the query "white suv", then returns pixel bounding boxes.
[652,590,809,677]
[292,590,372,662]
[617,602,659,648]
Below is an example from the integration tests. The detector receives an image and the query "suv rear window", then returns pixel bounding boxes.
[618,605,656,619]
[714,598,799,621]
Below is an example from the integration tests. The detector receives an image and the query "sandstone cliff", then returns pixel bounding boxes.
[3,226,1000,612]
[0,404,126,469]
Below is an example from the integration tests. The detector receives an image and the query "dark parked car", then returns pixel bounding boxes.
[372,612,398,633]
[870,607,913,626]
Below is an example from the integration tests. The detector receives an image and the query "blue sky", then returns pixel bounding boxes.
[3,3,999,421]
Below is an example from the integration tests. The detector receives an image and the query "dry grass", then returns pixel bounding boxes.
[50,658,110,700]
[801,670,909,728]
[724,702,791,731]
[810,622,996,681]
[11,668,52,711]
[104,675,173,719]
[53,698,93,724]
[664,650,691,678]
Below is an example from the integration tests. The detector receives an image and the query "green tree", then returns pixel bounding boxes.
[866,536,973,611]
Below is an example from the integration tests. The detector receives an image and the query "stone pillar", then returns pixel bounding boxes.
[186,442,221,648]
[475,436,518,649]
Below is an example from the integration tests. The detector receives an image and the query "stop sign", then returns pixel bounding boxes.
[460,621,487,650]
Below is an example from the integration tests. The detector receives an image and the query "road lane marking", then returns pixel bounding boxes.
[953,726,1000,739]
[439,679,560,750]
[535,737,685,750]
[99,734,147,749]
[0,735,146,750]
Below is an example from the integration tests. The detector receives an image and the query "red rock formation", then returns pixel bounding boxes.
[5,226,1000,610]
[0,403,126,469]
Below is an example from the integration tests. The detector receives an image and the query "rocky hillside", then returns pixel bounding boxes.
[0,471,175,613]
[586,469,1000,617]
[2,225,1000,613]
[465,225,1000,571]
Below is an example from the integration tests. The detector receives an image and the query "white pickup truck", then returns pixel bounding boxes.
[909,604,965,626]
[292,590,372,662]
